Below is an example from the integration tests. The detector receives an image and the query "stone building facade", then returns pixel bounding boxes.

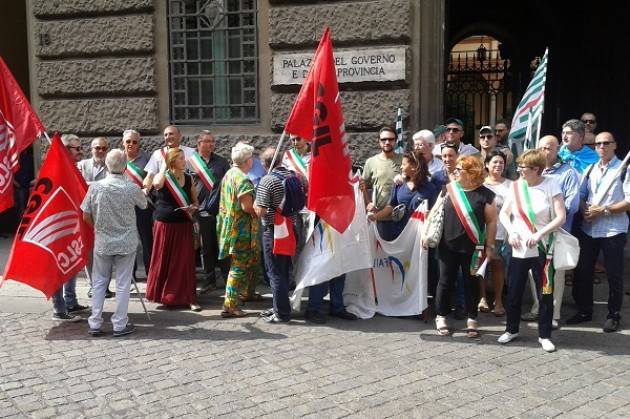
[23,0,445,164]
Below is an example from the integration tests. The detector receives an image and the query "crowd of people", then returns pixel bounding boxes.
[46,113,630,351]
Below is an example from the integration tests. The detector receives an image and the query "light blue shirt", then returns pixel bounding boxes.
[248,158,267,187]
[542,160,580,230]
[559,145,599,174]
[580,156,630,238]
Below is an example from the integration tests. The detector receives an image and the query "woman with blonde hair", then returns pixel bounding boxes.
[498,149,565,352]
[146,148,201,311]
[431,155,497,338]
[217,142,260,317]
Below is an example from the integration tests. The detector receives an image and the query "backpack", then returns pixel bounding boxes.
[271,170,306,216]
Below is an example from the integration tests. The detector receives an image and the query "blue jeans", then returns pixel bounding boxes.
[262,228,292,320]
[51,276,79,314]
[573,233,626,320]
[307,274,346,313]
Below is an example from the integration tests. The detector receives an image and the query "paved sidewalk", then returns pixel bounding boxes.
[2,235,630,418]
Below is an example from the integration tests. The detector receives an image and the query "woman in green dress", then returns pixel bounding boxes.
[217,142,260,317]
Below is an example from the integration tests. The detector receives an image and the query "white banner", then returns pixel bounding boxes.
[344,209,428,318]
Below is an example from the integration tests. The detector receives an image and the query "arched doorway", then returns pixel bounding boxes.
[445,35,514,147]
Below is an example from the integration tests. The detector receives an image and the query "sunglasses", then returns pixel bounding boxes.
[479,135,494,139]
[124,140,139,144]
[440,142,458,150]
[581,120,596,124]
[380,137,396,143]
[446,127,461,133]
[92,146,108,151]
[595,141,615,147]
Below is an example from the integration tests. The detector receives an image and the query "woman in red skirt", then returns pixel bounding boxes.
[146,148,201,311]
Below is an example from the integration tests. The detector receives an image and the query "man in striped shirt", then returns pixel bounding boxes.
[255,147,296,323]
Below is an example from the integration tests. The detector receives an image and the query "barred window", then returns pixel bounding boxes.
[168,0,258,124]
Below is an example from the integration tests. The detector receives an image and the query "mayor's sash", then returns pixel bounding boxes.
[189,153,217,192]
[446,182,486,276]
[164,170,193,220]
[125,161,145,187]
[284,148,308,178]
[512,180,554,294]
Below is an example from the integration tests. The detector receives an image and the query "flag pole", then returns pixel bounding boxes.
[268,131,287,174]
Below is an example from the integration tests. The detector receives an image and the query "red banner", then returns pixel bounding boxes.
[273,212,297,256]
[283,28,355,233]
[0,56,45,212]
[2,134,93,298]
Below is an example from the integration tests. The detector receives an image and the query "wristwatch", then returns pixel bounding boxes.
[604,206,611,216]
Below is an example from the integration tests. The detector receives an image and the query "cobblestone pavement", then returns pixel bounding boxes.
[2,236,630,418]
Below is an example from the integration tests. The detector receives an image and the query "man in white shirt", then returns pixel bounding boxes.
[432,117,479,158]
[143,125,195,190]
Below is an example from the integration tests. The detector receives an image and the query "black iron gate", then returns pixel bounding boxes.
[445,47,514,146]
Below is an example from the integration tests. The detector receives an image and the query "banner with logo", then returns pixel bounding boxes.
[290,181,372,311]
[1,134,94,298]
[343,207,428,318]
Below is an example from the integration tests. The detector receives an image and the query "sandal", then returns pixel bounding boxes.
[240,293,264,302]
[493,307,506,317]
[466,319,480,338]
[221,308,247,318]
[435,315,450,336]
[478,298,490,313]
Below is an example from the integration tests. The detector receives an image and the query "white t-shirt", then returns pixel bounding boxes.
[501,176,562,258]
[484,178,512,240]
[144,145,196,175]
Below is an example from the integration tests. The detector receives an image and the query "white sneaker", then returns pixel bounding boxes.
[497,332,519,344]
[538,338,556,352]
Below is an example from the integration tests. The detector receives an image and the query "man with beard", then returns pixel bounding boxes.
[432,117,479,158]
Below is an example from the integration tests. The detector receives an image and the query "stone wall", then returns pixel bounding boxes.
[268,0,413,163]
[32,0,159,141]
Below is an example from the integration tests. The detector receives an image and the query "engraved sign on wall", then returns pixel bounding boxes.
[273,47,406,85]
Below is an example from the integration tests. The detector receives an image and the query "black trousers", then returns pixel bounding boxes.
[198,214,229,282]
[505,252,553,339]
[135,206,154,276]
[435,244,478,320]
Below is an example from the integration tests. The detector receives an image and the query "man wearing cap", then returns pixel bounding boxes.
[478,126,516,179]
[433,125,448,146]
[413,130,443,175]
[558,119,599,174]
[432,118,479,158]
[363,126,403,241]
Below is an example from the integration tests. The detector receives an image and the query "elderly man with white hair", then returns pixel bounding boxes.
[81,149,148,337]
[413,129,444,175]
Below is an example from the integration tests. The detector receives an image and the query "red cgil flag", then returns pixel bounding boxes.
[1,134,94,298]
[272,212,297,256]
[284,27,354,233]
[0,56,45,213]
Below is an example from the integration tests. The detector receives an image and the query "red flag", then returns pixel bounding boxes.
[272,212,297,256]
[284,28,354,233]
[0,56,45,212]
[1,134,93,298]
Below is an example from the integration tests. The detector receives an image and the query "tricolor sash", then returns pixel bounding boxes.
[164,170,193,220]
[446,182,486,276]
[125,161,145,187]
[512,180,554,294]
[189,153,217,192]
[160,146,168,160]
[284,149,308,178]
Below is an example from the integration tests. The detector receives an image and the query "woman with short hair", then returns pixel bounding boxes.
[146,148,201,311]
[217,142,260,318]
[498,149,566,352]
[431,156,497,338]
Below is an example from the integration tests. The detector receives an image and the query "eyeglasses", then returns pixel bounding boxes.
[479,135,494,140]
[581,119,596,124]
[92,146,108,151]
[379,137,396,143]
[446,127,461,133]
[440,142,458,150]
[453,167,466,173]
[595,141,615,147]
[517,165,534,171]
[124,140,138,144]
